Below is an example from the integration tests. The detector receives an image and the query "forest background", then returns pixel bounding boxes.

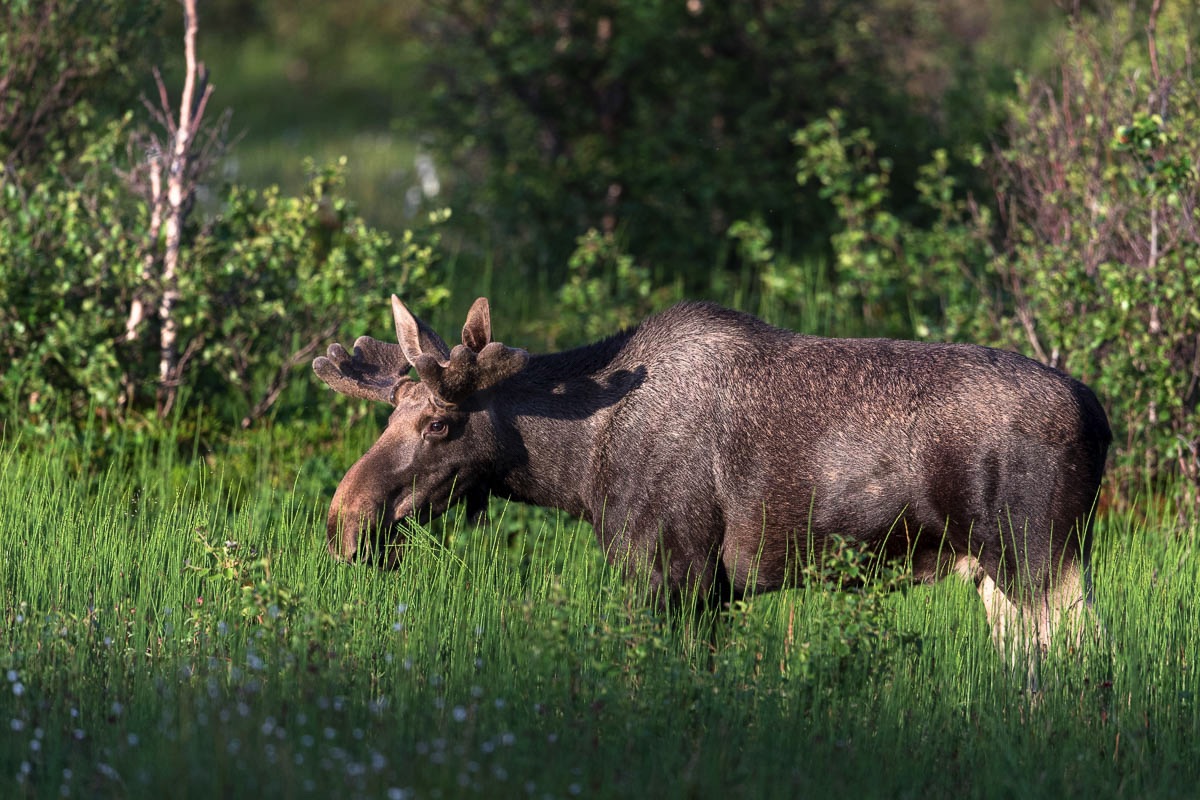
[2,0,1198,500]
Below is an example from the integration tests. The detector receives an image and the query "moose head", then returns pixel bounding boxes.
[313,297,528,565]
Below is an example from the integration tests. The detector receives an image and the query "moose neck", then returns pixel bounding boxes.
[486,331,639,521]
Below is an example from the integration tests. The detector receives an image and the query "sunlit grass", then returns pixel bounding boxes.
[1,422,1198,798]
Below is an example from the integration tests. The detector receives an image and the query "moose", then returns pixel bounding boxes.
[314,296,1110,659]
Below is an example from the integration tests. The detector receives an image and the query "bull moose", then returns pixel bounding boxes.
[314,296,1110,659]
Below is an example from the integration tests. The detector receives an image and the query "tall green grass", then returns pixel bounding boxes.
[2,423,1198,799]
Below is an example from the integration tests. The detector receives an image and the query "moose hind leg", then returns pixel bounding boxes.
[964,553,1093,689]
[1036,556,1095,652]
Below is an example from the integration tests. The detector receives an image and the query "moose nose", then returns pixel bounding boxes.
[326,487,403,565]
[326,480,384,563]
[326,503,363,562]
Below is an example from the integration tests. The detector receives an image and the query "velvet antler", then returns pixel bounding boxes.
[313,336,414,405]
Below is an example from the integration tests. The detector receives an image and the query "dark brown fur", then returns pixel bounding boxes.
[315,297,1111,653]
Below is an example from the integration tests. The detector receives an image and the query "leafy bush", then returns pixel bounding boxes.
[791,111,996,340]
[0,0,164,172]
[171,160,449,428]
[0,148,448,438]
[0,120,141,430]
[549,229,680,348]
[990,7,1200,494]
[788,5,1200,496]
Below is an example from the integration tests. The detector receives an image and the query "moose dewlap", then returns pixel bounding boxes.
[314,297,1110,654]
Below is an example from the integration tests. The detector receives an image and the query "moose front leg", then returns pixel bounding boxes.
[595,511,729,613]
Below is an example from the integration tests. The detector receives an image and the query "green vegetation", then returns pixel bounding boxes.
[1,429,1198,798]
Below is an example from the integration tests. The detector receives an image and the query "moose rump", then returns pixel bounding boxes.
[314,297,1111,659]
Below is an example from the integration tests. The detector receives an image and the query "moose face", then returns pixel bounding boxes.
[315,297,528,566]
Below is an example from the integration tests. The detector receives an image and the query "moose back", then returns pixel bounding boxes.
[314,297,1110,654]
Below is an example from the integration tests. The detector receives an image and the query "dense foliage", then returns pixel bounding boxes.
[785,6,1200,492]
[0,143,445,434]
[414,0,1028,281]
[0,0,164,173]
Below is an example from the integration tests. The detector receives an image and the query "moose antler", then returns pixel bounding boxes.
[314,297,529,407]
[393,296,529,405]
[313,336,414,405]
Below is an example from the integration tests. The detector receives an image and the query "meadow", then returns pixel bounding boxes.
[1,408,1198,799]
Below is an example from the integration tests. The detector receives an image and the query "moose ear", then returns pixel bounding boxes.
[461,297,492,353]
[392,295,452,366]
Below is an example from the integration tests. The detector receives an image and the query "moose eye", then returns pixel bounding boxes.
[425,419,449,438]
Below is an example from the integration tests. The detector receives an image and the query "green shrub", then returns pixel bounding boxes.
[549,229,681,348]
[174,160,449,428]
[0,150,448,439]
[989,7,1200,493]
[791,110,996,341]
[0,0,164,172]
[0,120,140,431]
[787,5,1200,496]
